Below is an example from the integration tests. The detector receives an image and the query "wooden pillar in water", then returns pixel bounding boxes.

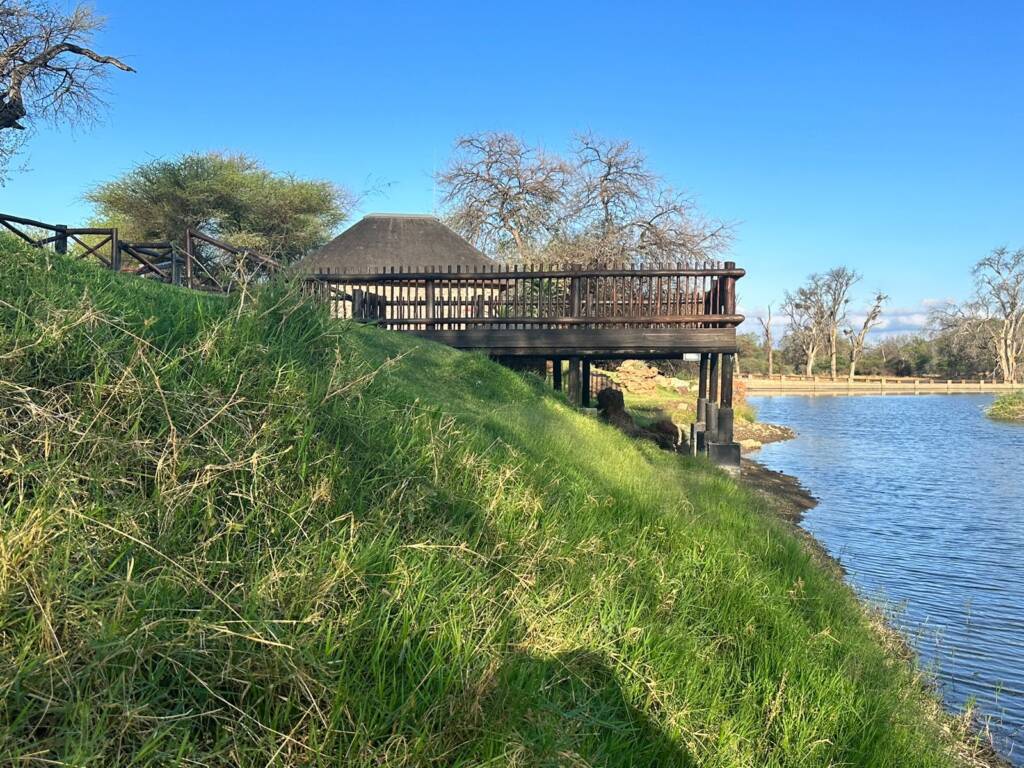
[552,358,563,392]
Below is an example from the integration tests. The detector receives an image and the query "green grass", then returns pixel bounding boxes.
[0,237,990,766]
[988,391,1024,422]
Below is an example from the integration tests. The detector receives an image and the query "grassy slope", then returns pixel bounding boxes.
[0,239,983,766]
[988,391,1024,422]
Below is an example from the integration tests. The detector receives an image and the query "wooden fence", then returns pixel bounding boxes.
[1,213,280,292]
[739,373,1016,394]
[304,262,744,330]
[303,262,744,360]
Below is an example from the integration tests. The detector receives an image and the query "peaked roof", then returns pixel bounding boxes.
[295,213,494,274]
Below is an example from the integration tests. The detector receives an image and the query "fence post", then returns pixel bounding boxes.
[171,246,181,285]
[184,230,194,289]
[111,229,121,272]
[54,225,68,255]
[424,279,435,327]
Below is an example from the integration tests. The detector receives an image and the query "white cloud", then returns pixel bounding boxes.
[739,301,937,337]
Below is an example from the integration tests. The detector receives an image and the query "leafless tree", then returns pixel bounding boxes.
[436,132,569,259]
[932,247,1024,383]
[818,267,860,379]
[782,280,827,377]
[436,131,731,265]
[844,291,887,381]
[1,1,134,179]
[568,132,731,265]
[758,304,774,376]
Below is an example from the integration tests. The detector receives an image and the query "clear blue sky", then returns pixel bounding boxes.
[4,1,1023,333]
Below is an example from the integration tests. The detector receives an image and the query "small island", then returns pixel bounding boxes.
[989,391,1024,422]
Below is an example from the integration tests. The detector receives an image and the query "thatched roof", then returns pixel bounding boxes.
[295,214,494,274]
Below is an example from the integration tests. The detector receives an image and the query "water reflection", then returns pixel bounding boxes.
[750,394,1024,764]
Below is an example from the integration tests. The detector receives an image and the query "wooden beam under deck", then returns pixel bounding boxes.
[406,327,737,359]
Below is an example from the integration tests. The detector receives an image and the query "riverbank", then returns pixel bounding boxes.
[737,457,1008,768]
[746,394,1023,767]
[0,239,1006,766]
[988,391,1024,422]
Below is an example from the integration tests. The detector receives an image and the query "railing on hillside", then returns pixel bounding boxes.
[304,262,744,331]
[1,213,280,292]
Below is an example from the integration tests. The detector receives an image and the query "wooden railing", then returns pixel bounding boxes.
[739,373,1016,394]
[1,213,279,292]
[304,261,744,331]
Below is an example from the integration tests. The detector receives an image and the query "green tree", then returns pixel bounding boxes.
[87,152,353,263]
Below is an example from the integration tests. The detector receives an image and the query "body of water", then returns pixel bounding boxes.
[749,394,1024,763]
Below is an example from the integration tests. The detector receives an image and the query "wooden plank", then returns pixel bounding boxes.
[406,327,738,358]
[317,266,746,283]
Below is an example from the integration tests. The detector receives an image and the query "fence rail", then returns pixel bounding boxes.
[739,373,1016,394]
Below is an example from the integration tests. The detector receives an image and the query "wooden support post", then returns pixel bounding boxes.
[110,229,121,272]
[581,359,591,407]
[552,358,563,391]
[54,225,68,255]
[567,357,582,405]
[709,353,720,405]
[706,401,718,446]
[719,353,735,444]
[697,352,709,423]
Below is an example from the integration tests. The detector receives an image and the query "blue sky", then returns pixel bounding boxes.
[4,1,1023,333]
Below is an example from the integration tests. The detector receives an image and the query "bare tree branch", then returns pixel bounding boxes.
[1,1,133,179]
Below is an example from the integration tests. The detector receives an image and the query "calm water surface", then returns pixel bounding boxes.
[750,394,1024,763]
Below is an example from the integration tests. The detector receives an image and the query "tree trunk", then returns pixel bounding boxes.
[829,328,838,379]
[767,347,774,377]
[804,349,816,378]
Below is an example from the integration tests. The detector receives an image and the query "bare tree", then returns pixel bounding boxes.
[782,281,826,377]
[844,291,887,381]
[569,132,731,265]
[436,132,569,259]
[437,131,731,265]
[1,1,134,178]
[933,247,1024,383]
[758,304,774,376]
[818,267,860,379]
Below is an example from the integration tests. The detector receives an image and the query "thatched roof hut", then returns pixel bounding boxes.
[295,213,494,274]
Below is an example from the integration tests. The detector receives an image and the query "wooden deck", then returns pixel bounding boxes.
[305,262,747,465]
[304,263,745,359]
